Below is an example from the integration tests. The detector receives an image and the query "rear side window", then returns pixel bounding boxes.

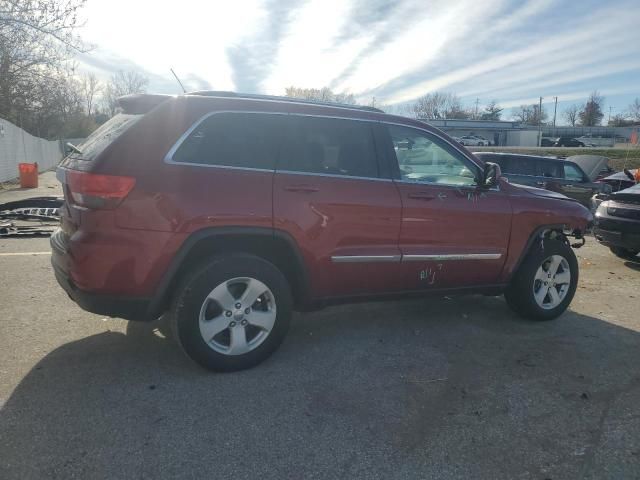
[537,159,563,178]
[68,113,141,161]
[278,116,379,178]
[171,113,283,170]
[507,156,536,176]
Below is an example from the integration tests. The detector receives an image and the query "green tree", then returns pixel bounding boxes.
[480,100,503,120]
[578,91,604,126]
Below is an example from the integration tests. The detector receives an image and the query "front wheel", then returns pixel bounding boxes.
[505,238,578,320]
[171,254,292,372]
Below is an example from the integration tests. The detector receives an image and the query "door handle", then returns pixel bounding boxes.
[535,181,546,187]
[284,184,319,193]
[408,192,436,201]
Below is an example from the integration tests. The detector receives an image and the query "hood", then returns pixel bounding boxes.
[603,169,637,182]
[611,183,640,205]
[566,155,609,181]
[511,183,575,201]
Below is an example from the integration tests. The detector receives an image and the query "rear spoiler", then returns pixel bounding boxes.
[117,93,172,114]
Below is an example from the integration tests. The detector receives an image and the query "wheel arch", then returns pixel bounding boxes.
[505,224,569,283]
[147,227,310,318]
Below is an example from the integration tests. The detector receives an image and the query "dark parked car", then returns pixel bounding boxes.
[594,183,640,260]
[52,91,592,371]
[473,152,611,207]
[540,138,555,147]
[554,137,585,147]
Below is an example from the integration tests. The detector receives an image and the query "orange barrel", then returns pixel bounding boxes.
[18,162,38,188]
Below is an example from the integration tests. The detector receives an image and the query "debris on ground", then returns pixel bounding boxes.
[0,197,62,237]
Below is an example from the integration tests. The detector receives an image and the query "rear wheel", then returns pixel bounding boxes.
[171,254,292,372]
[505,238,578,320]
[609,246,639,260]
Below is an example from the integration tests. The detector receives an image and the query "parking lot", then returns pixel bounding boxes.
[0,232,639,479]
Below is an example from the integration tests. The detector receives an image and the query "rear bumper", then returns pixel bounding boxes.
[50,229,152,321]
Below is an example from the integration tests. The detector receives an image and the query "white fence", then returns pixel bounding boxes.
[0,117,63,182]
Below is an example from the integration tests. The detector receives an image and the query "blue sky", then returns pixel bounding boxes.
[77,0,640,123]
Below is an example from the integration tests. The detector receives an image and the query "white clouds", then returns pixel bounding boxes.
[260,0,368,93]
[77,0,639,110]
[332,0,492,94]
[81,0,267,91]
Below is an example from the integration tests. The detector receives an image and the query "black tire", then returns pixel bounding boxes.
[609,246,639,260]
[171,253,292,372]
[505,238,578,321]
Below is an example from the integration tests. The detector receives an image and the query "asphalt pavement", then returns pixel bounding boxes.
[1,176,639,479]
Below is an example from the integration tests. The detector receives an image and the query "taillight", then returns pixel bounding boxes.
[67,171,136,209]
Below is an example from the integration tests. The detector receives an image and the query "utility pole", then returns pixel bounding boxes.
[608,106,613,124]
[537,96,543,147]
[371,96,376,108]
[552,96,558,128]
[474,98,479,119]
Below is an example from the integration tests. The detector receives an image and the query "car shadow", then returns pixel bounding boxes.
[1,297,639,479]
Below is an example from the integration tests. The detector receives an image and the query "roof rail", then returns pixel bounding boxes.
[185,90,384,113]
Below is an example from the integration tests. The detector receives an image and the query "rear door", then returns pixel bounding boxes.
[273,115,403,299]
[380,124,512,290]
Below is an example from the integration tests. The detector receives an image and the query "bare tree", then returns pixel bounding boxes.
[411,92,469,120]
[578,91,604,126]
[608,114,634,127]
[512,104,547,125]
[284,86,356,105]
[563,104,579,126]
[627,98,640,123]
[511,105,531,123]
[103,70,149,116]
[81,72,101,116]
[0,0,88,133]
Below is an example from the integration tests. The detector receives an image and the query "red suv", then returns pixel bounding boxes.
[52,92,592,371]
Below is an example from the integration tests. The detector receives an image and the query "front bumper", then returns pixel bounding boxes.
[50,229,152,321]
[593,227,640,252]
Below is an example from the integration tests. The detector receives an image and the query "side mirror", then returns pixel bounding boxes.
[483,162,501,188]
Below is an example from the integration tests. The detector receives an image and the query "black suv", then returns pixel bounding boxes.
[474,152,611,207]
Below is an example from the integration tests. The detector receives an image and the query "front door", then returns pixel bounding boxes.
[273,115,403,299]
[379,124,512,290]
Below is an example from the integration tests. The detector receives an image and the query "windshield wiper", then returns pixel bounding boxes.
[66,142,83,155]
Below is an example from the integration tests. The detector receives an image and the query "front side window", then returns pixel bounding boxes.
[564,163,585,181]
[388,125,478,186]
[278,116,379,178]
[172,113,283,169]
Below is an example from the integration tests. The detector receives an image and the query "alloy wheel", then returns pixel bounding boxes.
[532,255,571,310]
[198,277,276,355]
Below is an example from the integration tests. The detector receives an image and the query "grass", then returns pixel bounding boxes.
[472,146,640,170]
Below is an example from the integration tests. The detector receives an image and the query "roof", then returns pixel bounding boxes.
[186,91,384,113]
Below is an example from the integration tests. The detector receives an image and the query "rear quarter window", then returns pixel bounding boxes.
[171,112,284,170]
